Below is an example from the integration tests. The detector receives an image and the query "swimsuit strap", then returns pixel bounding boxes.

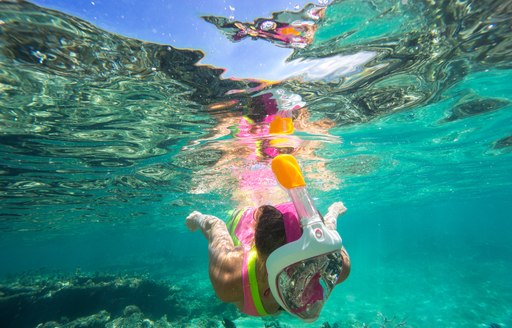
[233,208,267,316]
[227,209,244,247]
[245,247,269,316]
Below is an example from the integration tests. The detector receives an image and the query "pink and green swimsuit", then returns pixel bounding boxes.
[227,202,301,316]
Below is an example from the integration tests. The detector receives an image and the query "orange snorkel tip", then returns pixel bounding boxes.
[271,154,306,189]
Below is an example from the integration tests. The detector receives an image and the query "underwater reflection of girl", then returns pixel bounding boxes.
[189,90,340,203]
[207,5,327,49]
[232,20,311,46]
[184,202,350,319]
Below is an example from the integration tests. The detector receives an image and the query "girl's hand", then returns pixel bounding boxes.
[328,202,347,216]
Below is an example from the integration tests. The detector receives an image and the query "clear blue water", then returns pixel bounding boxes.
[1,0,511,327]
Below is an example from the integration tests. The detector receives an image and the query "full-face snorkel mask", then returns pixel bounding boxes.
[267,155,343,322]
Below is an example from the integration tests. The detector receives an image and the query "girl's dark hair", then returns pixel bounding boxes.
[254,205,286,258]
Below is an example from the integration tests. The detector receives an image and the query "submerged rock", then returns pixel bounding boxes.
[222,317,236,328]
[123,305,142,317]
[36,310,110,328]
[0,272,236,328]
[106,312,153,328]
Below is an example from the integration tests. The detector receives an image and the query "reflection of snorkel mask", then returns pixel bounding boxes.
[267,155,343,322]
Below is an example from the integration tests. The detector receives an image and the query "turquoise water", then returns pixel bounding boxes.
[1,0,511,327]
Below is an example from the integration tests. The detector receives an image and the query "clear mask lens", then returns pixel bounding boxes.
[276,251,343,320]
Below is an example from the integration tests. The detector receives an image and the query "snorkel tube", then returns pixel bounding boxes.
[270,154,322,227]
[267,154,343,322]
